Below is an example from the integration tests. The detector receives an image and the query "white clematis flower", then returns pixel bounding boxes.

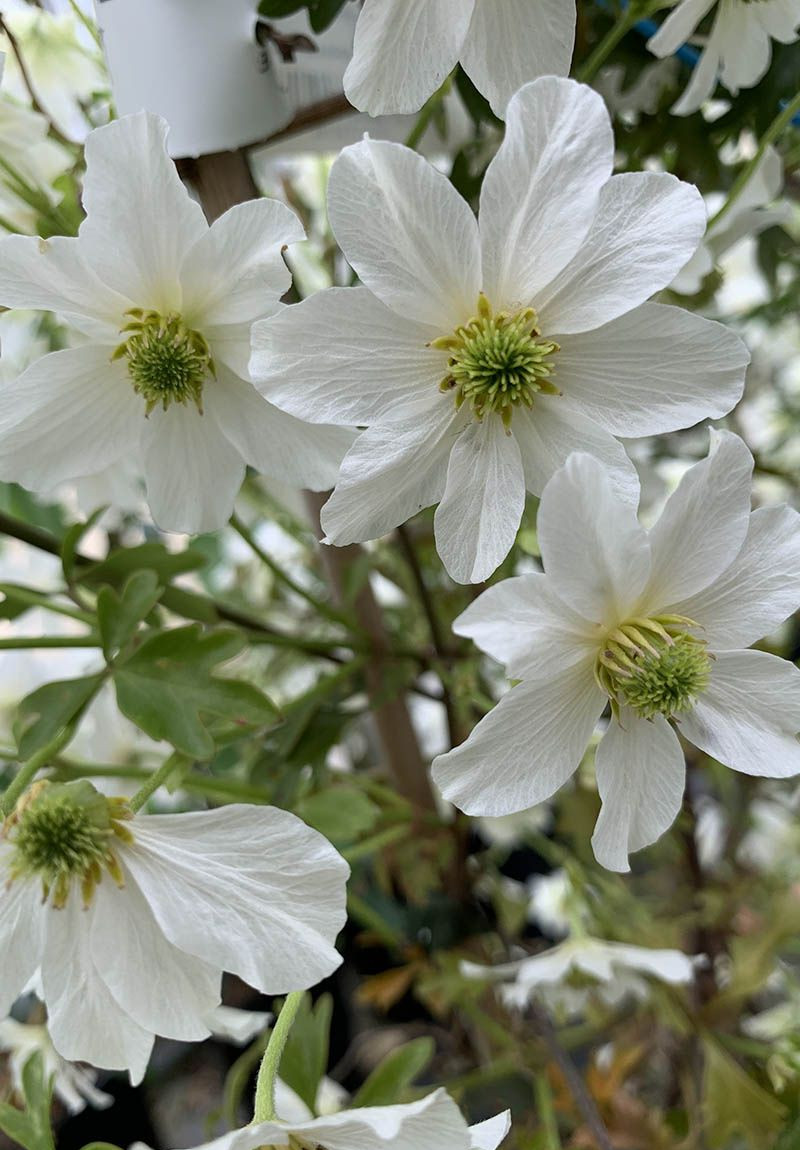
[0,111,353,534]
[432,432,800,869]
[0,88,72,233]
[0,1014,113,1115]
[463,938,699,1017]
[647,0,800,116]
[672,145,790,295]
[133,1089,510,1150]
[342,0,576,118]
[252,77,749,584]
[0,787,349,1082]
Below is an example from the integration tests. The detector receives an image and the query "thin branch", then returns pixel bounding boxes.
[0,12,73,148]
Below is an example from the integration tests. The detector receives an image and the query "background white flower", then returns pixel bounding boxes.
[343,0,576,118]
[0,110,353,534]
[254,77,748,583]
[0,795,349,1081]
[0,1014,113,1115]
[648,0,800,116]
[432,432,800,869]
[463,938,699,1017]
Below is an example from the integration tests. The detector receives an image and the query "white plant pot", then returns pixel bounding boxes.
[93,0,294,158]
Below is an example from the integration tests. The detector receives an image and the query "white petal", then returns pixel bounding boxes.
[180,198,304,327]
[432,667,605,816]
[207,1005,272,1045]
[671,32,722,115]
[512,399,640,503]
[124,805,349,995]
[719,4,772,90]
[643,431,753,609]
[0,346,141,491]
[79,112,207,311]
[41,898,154,1083]
[205,321,257,381]
[0,234,131,331]
[647,0,716,55]
[90,872,220,1042]
[553,303,748,436]
[343,0,472,115]
[205,367,353,491]
[680,650,800,778]
[469,1112,512,1150]
[290,1089,473,1150]
[537,173,706,334]
[251,289,441,426]
[603,942,697,984]
[0,867,44,1016]
[434,419,525,583]
[460,0,575,116]
[479,78,613,311]
[141,404,245,534]
[756,0,800,42]
[328,139,481,329]
[591,711,686,873]
[672,505,800,648]
[537,453,650,623]
[453,573,597,679]
[321,394,457,545]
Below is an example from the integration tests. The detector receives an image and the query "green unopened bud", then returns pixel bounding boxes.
[432,293,560,429]
[4,780,133,907]
[113,308,215,415]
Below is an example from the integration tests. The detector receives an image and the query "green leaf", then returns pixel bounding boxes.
[112,625,279,758]
[279,993,333,1114]
[257,0,306,16]
[0,1051,56,1150]
[14,674,104,759]
[296,785,380,845]
[79,542,206,588]
[97,570,162,660]
[352,1038,435,1108]
[308,0,348,33]
[703,1036,787,1150]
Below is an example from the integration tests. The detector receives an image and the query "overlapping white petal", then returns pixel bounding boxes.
[432,664,605,816]
[343,0,471,117]
[537,453,649,622]
[592,711,686,873]
[328,139,481,330]
[479,79,613,310]
[460,0,575,116]
[679,651,800,778]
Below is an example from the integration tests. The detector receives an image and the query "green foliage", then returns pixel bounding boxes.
[96,570,162,660]
[257,0,347,33]
[79,541,207,589]
[111,625,279,758]
[702,1037,787,1149]
[296,783,380,845]
[351,1038,435,1107]
[0,1051,55,1150]
[15,674,104,759]
[278,993,333,1113]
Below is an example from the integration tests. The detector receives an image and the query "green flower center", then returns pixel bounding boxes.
[5,780,133,907]
[595,615,711,721]
[433,293,560,429]
[113,308,215,415]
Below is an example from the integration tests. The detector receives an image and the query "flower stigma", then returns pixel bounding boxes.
[113,308,215,415]
[594,615,712,721]
[4,780,133,908]
[432,293,560,429]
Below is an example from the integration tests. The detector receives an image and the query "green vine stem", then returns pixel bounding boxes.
[252,991,305,1123]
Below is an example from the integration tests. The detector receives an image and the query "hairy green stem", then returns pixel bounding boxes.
[129,753,184,812]
[253,991,305,1123]
[0,727,75,816]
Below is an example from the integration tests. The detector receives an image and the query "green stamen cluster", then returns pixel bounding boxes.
[4,780,133,907]
[595,615,711,720]
[433,293,560,429]
[113,308,215,415]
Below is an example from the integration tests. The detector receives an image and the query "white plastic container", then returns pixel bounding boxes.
[93,0,294,157]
